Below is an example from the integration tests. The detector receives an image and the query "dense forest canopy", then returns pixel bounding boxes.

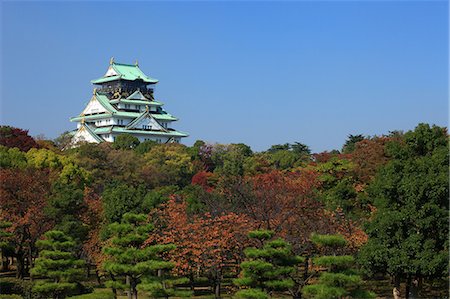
[0,123,448,299]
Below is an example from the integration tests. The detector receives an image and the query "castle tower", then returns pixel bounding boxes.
[70,59,188,144]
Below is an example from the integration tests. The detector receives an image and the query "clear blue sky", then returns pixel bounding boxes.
[1,1,448,152]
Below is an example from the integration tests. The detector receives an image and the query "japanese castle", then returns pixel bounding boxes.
[70,58,188,144]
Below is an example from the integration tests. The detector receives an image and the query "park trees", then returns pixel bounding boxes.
[103,213,178,299]
[147,197,254,297]
[234,230,303,299]
[31,230,85,299]
[0,168,52,278]
[303,234,374,299]
[358,124,449,299]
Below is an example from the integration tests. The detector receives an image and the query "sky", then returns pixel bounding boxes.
[1,1,448,152]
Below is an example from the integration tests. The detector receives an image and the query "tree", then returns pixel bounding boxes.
[0,221,13,271]
[147,197,253,297]
[0,146,28,169]
[358,124,448,299]
[303,234,374,299]
[31,230,85,299]
[112,134,140,150]
[54,131,74,150]
[234,230,303,299]
[141,144,194,188]
[46,182,88,246]
[134,140,158,155]
[0,126,39,152]
[341,134,365,154]
[103,213,177,299]
[0,168,52,278]
[102,183,147,223]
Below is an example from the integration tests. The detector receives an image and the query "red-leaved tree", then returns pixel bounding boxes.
[0,126,39,152]
[0,168,51,278]
[146,197,255,297]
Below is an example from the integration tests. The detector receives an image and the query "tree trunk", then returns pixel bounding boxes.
[214,281,221,299]
[95,270,101,285]
[214,269,222,299]
[408,276,421,299]
[1,250,9,272]
[392,276,401,299]
[127,276,132,299]
[405,274,412,299]
[132,278,138,299]
[16,254,25,279]
[189,273,195,291]
[110,273,117,299]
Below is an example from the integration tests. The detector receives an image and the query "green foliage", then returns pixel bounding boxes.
[68,289,115,299]
[0,278,34,298]
[342,134,365,154]
[234,230,302,297]
[26,148,69,169]
[303,284,347,299]
[134,140,158,155]
[265,142,311,169]
[102,183,147,223]
[247,230,274,241]
[142,144,194,187]
[112,133,140,150]
[0,146,27,169]
[358,124,449,291]
[0,221,13,249]
[304,234,373,299]
[31,230,85,299]
[46,182,87,244]
[141,185,179,212]
[310,233,347,248]
[103,212,186,298]
[234,288,269,299]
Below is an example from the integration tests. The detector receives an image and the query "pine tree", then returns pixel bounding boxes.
[234,230,303,298]
[30,230,85,299]
[303,234,374,299]
[103,212,187,299]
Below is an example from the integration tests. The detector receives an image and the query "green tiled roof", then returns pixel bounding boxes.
[126,111,168,131]
[70,111,177,122]
[127,90,147,100]
[84,124,104,143]
[94,126,188,137]
[91,62,159,84]
[109,99,164,106]
[70,113,112,122]
[114,111,178,121]
[95,93,117,113]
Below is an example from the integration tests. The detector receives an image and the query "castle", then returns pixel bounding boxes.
[70,58,188,145]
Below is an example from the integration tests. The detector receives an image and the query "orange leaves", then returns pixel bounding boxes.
[81,187,106,268]
[146,197,254,276]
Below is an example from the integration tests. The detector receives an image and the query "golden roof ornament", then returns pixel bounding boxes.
[81,117,85,125]
[93,88,97,95]
[110,57,115,65]
[135,59,139,66]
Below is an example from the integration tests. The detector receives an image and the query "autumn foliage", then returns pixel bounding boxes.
[0,126,39,152]
[147,197,255,282]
